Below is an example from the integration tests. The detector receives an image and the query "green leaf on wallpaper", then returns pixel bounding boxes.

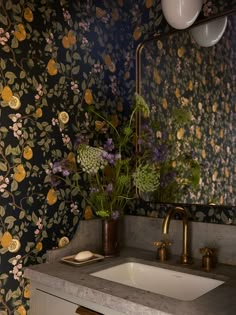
[5,144,12,156]
[5,289,12,302]
[0,58,6,70]
[5,216,16,229]
[0,14,8,25]
[73,52,81,60]
[20,70,26,79]
[73,95,79,104]
[0,206,5,217]
[2,45,10,53]
[5,0,13,10]
[11,180,18,192]
[11,36,19,49]
[0,273,8,280]
[59,201,65,211]
[5,72,17,84]
[66,51,72,63]
[72,65,80,75]
[19,211,25,219]
[59,76,66,85]
[12,3,21,14]
[0,162,7,171]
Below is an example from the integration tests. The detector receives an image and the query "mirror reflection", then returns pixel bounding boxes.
[139,14,236,206]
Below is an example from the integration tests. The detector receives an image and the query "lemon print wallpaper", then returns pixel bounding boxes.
[0,0,235,313]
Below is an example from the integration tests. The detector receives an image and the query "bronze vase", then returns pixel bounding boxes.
[102,218,120,257]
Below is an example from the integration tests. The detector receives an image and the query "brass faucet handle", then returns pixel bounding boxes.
[154,240,172,248]
[200,247,216,256]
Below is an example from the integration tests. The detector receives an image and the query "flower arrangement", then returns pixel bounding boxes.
[48,93,160,220]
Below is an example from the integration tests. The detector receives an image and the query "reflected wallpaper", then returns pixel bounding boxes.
[140,16,236,206]
[0,0,235,314]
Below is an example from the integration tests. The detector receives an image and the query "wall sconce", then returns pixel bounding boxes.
[190,16,228,47]
[161,0,203,30]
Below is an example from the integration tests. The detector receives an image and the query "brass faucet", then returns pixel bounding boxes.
[162,206,192,265]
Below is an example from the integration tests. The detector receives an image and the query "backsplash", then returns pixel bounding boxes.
[0,0,235,313]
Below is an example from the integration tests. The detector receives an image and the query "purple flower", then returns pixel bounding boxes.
[111,210,120,220]
[106,183,113,193]
[103,138,114,152]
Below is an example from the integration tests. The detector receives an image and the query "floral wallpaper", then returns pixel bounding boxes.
[0,0,235,314]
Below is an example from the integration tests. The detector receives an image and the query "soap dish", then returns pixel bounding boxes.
[61,253,104,266]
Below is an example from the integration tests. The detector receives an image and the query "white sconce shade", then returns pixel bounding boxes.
[190,16,228,47]
[161,0,203,29]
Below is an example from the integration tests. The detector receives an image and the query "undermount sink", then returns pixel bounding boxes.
[91,262,224,301]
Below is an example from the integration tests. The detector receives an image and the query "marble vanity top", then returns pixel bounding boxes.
[25,247,236,315]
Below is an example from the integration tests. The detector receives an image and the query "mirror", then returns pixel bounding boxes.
[136,13,236,207]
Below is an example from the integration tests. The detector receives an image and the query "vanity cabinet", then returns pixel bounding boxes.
[29,281,124,315]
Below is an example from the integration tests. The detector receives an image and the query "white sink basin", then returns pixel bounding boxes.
[91,262,224,301]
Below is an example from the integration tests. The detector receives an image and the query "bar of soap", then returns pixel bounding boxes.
[74,250,93,262]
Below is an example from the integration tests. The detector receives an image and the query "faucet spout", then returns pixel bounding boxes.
[162,206,192,265]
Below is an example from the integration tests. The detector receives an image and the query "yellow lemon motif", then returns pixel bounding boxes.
[153,69,161,84]
[35,108,43,118]
[177,47,185,58]
[145,0,153,8]
[95,120,105,131]
[112,8,119,21]
[23,146,33,160]
[47,188,57,205]
[124,71,130,80]
[36,241,43,252]
[84,89,93,105]
[8,96,21,110]
[175,88,180,99]
[8,238,21,253]
[84,206,93,220]
[196,51,202,64]
[108,62,116,73]
[133,27,142,41]
[177,128,185,140]
[14,164,26,183]
[162,98,168,109]
[24,7,34,22]
[47,59,58,76]
[14,24,27,41]
[17,305,26,315]
[1,231,13,248]
[96,7,106,18]
[111,114,119,128]
[58,111,69,124]
[66,152,77,171]
[23,284,31,299]
[1,86,13,102]
[62,35,70,48]
[58,236,69,248]
[104,54,112,66]
[188,80,193,91]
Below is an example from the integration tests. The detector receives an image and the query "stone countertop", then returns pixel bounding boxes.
[24,247,236,315]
